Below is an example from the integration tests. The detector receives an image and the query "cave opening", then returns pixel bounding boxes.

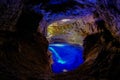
[46,19,85,73]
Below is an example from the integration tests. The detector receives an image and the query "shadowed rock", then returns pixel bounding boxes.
[0,0,120,80]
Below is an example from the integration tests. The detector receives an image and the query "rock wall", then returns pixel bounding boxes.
[97,0,120,40]
[0,0,23,31]
[0,0,120,80]
[53,0,120,80]
[0,0,52,80]
[47,14,98,45]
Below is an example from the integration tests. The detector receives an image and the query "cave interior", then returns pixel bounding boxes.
[0,0,120,80]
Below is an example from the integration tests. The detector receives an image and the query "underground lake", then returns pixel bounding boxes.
[49,43,84,73]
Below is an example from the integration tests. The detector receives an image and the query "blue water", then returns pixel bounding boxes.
[49,43,84,73]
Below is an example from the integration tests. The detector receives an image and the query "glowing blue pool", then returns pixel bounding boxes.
[49,43,84,73]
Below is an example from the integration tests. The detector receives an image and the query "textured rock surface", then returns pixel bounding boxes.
[53,0,120,80]
[0,0,120,80]
[96,0,120,39]
[47,14,97,45]
[0,0,52,80]
[0,0,23,31]
[37,0,96,35]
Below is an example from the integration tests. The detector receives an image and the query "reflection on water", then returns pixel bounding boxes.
[49,43,84,73]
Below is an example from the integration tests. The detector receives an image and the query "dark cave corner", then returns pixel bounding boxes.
[0,0,120,80]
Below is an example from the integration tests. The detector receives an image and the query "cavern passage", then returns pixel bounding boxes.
[47,19,86,45]
[47,17,96,73]
[47,19,84,73]
[0,0,120,80]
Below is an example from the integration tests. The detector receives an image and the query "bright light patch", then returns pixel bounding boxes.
[61,19,71,22]
[49,44,66,47]
[63,69,68,72]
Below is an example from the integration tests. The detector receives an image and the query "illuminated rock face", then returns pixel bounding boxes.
[45,0,120,79]
[47,14,97,45]
[37,0,96,35]
[0,0,120,80]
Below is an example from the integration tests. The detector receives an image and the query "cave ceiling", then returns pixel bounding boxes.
[33,0,97,43]
[33,0,96,23]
